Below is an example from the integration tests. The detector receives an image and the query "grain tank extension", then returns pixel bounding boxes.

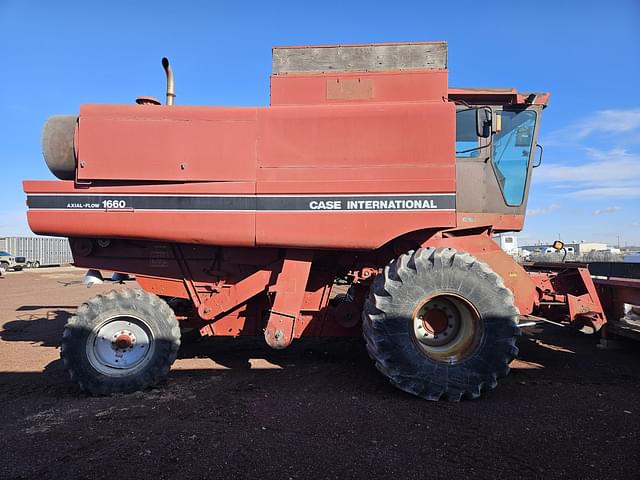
[25,42,559,400]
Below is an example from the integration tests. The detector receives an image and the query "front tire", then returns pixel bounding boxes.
[362,247,520,401]
[61,288,181,395]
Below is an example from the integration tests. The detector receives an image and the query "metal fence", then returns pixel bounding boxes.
[0,236,73,266]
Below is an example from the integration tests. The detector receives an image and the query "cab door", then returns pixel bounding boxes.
[455,105,543,230]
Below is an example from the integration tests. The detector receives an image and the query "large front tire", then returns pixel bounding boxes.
[362,247,519,401]
[61,289,181,395]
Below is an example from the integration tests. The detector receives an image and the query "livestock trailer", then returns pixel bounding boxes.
[0,236,73,268]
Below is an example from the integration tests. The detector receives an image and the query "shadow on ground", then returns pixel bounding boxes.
[1,301,639,399]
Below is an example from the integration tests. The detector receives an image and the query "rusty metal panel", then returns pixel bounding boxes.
[272,42,447,74]
[326,77,373,100]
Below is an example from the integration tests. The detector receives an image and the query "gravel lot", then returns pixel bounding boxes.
[1,267,639,479]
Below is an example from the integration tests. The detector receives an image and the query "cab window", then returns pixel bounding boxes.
[492,110,536,206]
[455,109,480,157]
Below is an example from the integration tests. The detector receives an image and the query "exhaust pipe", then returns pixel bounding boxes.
[161,57,175,106]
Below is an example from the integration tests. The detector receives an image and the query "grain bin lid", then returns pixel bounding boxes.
[272,41,447,75]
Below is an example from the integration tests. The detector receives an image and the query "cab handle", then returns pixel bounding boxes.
[533,143,543,168]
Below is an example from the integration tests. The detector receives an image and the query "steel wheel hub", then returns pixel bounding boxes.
[87,316,155,376]
[416,300,461,347]
[411,294,481,363]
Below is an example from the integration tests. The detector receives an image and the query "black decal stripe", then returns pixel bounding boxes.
[27,194,456,211]
[27,195,255,211]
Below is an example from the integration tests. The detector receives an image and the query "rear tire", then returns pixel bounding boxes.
[362,247,520,401]
[61,288,181,395]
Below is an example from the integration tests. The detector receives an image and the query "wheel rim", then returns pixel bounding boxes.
[411,293,482,363]
[86,315,156,377]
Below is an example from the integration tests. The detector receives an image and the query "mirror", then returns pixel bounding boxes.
[476,107,492,138]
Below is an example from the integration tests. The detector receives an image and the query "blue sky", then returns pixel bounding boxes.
[1,0,639,245]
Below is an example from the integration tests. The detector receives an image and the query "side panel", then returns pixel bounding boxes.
[271,70,448,106]
[28,100,457,251]
[255,101,457,248]
[25,181,257,247]
[77,105,258,182]
[25,182,456,250]
[256,210,455,249]
[258,102,454,169]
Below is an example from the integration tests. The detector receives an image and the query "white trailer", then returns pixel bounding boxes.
[0,236,73,267]
[496,234,518,256]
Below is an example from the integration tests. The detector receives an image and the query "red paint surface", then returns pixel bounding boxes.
[77,105,258,182]
[25,92,457,250]
[271,70,447,105]
[455,212,525,232]
[255,211,455,249]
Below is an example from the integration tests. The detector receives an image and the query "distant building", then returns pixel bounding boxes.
[576,242,609,254]
[519,242,609,256]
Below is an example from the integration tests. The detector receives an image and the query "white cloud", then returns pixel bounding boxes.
[535,148,640,198]
[573,109,640,139]
[592,206,622,216]
[544,108,640,145]
[527,203,560,216]
[568,187,640,198]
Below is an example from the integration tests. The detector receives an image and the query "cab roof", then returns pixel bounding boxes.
[449,87,550,106]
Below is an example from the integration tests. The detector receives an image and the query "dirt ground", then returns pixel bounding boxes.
[0,267,639,479]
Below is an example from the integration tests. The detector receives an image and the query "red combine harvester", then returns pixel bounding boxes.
[24,42,637,400]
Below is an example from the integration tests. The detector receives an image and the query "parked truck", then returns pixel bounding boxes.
[0,236,73,268]
[25,42,635,400]
[0,249,26,271]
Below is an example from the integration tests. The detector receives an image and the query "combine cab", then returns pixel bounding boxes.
[25,42,567,400]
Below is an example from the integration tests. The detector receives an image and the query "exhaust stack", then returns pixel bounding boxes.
[161,57,175,106]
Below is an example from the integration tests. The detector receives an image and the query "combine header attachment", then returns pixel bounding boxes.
[25,42,561,400]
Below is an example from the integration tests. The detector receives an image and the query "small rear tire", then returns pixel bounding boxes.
[61,288,181,395]
[363,247,520,401]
